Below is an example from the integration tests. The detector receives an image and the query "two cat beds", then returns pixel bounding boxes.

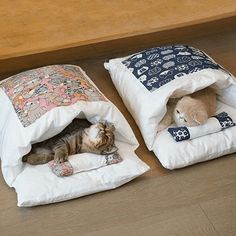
[1,45,236,206]
[105,45,236,169]
[0,65,149,207]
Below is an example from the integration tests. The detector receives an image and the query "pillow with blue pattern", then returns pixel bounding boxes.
[168,112,235,142]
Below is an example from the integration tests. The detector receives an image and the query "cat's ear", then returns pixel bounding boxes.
[194,111,208,125]
[105,121,115,132]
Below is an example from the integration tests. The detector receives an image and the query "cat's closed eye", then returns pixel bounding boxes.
[176,109,180,114]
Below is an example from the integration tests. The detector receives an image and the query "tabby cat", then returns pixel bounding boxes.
[158,87,216,131]
[22,119,116,165]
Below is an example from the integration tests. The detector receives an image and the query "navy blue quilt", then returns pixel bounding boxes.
[122,45,222,92]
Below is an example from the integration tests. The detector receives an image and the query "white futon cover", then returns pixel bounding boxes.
[0,65,149,206]
[104,45,236,169]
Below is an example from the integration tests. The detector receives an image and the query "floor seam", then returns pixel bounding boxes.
[199,203,221,236]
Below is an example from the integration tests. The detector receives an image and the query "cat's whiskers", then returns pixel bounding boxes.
[23,120,116,164]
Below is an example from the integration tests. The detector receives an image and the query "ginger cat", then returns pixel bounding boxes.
[158,87,216,131]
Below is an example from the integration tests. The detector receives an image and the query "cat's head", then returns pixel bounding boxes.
[173,96,208,127]
[85,121,117,154]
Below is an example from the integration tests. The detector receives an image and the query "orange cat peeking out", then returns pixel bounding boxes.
[158,87,216,131]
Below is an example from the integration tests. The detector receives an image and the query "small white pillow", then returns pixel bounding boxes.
[48,152,122,176]
[168,112,235,142]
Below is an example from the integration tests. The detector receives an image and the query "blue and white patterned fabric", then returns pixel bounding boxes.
[105,44,236,169]
[168,112,235,142]
[122,45,223,92]
[214,112,235,129]
[168,127,190,142]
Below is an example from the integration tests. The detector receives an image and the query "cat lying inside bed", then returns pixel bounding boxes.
[22,119,116,165]
[158,87,216,131]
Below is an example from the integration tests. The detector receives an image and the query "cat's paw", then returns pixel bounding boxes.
[54,153,68,164]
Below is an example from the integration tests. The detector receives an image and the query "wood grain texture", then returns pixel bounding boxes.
[200,194,236,236]
[1,0,236,60]
[84,205,219,236]
[0,1,236,76]
[1,15,236,77]
[0,8,236,236]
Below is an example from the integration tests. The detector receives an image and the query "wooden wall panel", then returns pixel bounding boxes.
[1,15,236,78]
[0,0,236,76]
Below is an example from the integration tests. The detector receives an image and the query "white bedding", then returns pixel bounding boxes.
[153,101,236,169]
[0,65,149,207]
[13,142,148,207]
[104,44,236,169]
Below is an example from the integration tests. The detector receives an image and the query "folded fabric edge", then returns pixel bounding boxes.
[168,112,235,142]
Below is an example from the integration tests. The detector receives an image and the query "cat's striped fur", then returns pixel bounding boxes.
[22,119,116,165]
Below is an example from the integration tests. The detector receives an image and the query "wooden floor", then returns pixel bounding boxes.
[0,28,236,235]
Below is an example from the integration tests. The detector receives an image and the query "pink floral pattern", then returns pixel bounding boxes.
[48,160,73,176]
[0,65,106,127]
